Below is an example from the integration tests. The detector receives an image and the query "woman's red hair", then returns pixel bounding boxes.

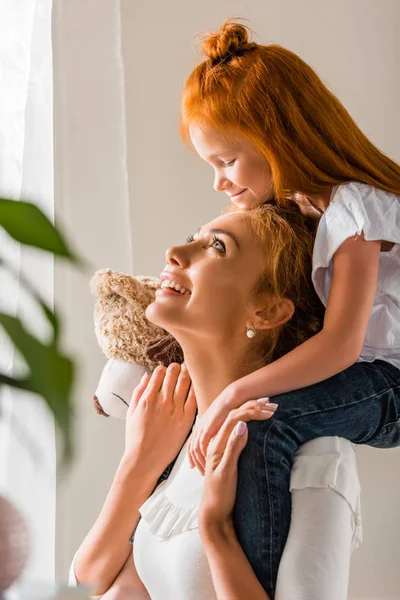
[180,19,400,199]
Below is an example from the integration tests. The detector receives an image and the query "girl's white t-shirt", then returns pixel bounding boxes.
[312,181,400,369]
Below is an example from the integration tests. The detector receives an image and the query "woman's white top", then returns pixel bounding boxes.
[312,181,400,370]
[69,436,361,599]
[135,437,361,600]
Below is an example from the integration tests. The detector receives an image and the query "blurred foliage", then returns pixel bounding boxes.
[0,198,84,461]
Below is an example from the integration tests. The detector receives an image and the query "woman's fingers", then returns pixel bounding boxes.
[161,363,181,400]
[189,399,278,474]
[218,421,248,473]
[173,363,192,406]
[129,372,151,414]
[199,399,278,462]
[145,365,167,396]
[207,400,278,458]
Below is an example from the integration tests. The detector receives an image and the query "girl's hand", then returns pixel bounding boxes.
[188,395,231,474]
[124,363,197,478]
[188,395,278,475]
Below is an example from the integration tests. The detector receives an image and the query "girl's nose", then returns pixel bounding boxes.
[214,171,231,192]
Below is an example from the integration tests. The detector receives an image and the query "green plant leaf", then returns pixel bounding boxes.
[0,257,60,346]
[0,312,75,461]
[0,198,77,261]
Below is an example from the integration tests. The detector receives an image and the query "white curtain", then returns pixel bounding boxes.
[0,0,55,594]
[53,0,132,582]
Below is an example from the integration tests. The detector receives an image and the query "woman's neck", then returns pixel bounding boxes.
[179,335,261,416]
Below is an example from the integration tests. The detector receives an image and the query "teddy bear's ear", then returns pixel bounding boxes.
[93,395,110,417]
[145,335,184,367]
[90,270,161,312]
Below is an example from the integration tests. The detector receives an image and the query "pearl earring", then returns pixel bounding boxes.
[246,325,256,339]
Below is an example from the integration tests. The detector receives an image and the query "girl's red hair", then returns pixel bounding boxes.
[180,19,400,199]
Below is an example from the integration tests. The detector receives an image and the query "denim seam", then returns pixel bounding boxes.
[279,382,400,424]
[261,419,282,596]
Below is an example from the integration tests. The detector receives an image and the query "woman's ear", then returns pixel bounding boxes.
[253,297,294,330]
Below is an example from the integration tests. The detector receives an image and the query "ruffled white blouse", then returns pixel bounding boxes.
[69,436,361,600]
[134,436,361,600]
[312,181,400,369]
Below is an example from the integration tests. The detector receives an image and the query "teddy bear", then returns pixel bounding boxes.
[90,268,183,419]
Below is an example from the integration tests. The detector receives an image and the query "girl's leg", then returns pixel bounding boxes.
[233,360,400,598]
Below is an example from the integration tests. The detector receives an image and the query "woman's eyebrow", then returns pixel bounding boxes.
[195,227,240,250]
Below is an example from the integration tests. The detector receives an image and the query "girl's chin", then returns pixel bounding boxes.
[233,194,266,210]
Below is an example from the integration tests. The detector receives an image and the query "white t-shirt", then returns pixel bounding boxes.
[312,181,400,369]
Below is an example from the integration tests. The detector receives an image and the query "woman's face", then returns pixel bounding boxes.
[146,211,267,342]
[189,125,274,210]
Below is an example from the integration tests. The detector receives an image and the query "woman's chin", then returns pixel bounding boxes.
[145,298,180,332]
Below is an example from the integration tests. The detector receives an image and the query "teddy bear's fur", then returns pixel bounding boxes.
[90,268,183,418]
[91,269,163,370]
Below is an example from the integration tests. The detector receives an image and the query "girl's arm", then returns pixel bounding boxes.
[232,235,381,402]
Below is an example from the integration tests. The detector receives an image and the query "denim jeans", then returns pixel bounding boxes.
[233,359,400,599]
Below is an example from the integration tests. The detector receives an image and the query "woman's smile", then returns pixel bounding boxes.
[158,272,192,297]
[155,286,190,298]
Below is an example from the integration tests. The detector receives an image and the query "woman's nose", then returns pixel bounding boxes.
[214,170,230,192]
[165,245,188,267]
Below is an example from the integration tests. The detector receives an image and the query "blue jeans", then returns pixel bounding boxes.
[232,360,400,599]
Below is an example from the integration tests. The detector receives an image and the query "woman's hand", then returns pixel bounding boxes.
[199,411,272,600]
[123,362,197,479]
[198,400,277,529]
[189,395,278,475]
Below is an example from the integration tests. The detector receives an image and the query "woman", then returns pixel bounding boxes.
[69,202,361,599]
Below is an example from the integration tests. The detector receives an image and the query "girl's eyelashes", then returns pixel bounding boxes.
[186,234,195,243]
[223,159,236,168]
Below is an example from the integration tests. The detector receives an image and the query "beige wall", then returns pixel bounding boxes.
[55,1,400,598]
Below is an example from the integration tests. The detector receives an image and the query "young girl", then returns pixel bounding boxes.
[182,19,400,598]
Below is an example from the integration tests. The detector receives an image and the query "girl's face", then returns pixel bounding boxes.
[190,125,274,209]
[146,211,268,343]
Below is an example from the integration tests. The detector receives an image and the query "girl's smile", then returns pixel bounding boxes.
[189,125,274,209]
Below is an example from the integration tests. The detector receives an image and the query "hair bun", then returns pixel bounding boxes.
[202,19,253,63]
